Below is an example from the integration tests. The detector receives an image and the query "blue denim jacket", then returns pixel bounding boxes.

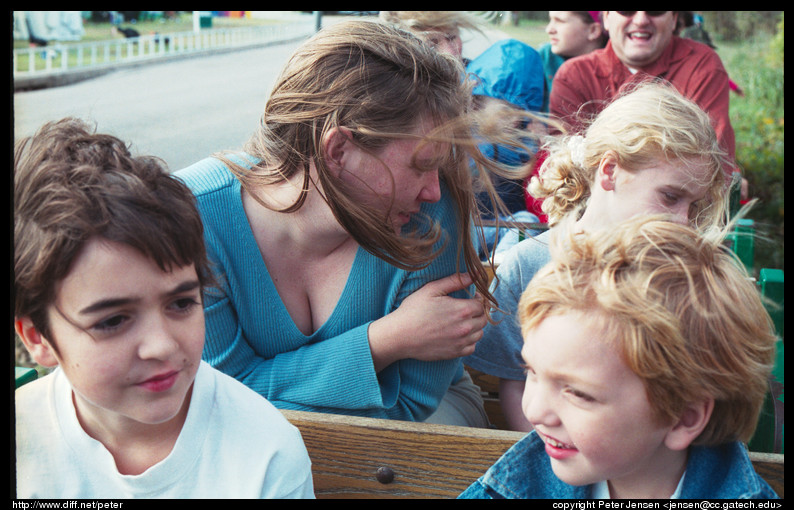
[459,431,779,499]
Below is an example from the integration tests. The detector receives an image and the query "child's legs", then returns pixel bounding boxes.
[423,370,490,428]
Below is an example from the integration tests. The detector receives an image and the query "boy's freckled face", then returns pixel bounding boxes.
[45,237,205,429]
[520,311,676,489]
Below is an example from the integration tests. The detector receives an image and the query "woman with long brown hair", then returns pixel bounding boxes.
[176,20,514,426]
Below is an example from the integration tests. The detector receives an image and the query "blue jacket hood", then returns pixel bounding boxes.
[467,39,544,112]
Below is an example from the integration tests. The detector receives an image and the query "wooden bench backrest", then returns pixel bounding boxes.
[282,409,784,499]
[281,409,523,498]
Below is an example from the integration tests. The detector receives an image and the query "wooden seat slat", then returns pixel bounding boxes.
[748,451,785,498]
[281,409,522,498]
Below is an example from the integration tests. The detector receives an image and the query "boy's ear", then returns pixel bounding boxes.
[664,397,714,451]
[587,19,605,42]
[15,317,60,368]
[596,151,619,191]
[322,127,355,177]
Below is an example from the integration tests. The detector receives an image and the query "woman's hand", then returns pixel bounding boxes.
[368,273,487,372]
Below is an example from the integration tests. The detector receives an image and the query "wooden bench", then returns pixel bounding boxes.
[281,409,784,499]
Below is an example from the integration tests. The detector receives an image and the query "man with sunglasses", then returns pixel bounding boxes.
[549,11,739,189]
[604,10,678,67]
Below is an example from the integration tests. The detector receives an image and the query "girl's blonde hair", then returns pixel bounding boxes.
[518,214,776,445]
[530,81,730,229]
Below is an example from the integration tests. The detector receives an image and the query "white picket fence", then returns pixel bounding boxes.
[13,22,315,78]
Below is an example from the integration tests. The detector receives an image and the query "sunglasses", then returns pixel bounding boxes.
[616,11,669,17]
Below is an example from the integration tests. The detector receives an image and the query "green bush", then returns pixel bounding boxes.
[724,13,784,272]
[705,11,782,41]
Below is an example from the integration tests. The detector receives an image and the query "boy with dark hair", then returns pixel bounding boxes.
[14,118,314,498]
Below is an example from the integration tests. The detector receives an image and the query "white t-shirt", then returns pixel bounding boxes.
[15,362,314,499]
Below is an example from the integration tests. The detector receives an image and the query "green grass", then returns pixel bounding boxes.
[718,29,784,273]
[492,18,549,47]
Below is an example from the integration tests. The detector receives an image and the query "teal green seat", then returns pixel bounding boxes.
[748,269,784,454]
[726,218,755,271]
[15,366,38,389]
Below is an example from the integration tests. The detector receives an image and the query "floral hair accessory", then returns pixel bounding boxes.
[567,135,586,167]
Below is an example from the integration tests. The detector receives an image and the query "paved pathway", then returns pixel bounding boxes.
[14,14,507,172]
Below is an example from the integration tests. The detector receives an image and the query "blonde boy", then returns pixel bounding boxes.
[14,118,314,498]
[460,215,778,499]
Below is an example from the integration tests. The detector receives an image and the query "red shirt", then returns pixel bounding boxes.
[549,36,735,171]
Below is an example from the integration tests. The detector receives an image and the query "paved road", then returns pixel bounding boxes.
[13,16,507,172]
[13,42,301,172]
